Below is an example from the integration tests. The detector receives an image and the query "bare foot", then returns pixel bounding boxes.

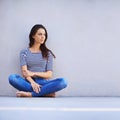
[16,91,32,97]
[43,93,56,97]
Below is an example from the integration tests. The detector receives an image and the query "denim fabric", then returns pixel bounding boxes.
[8,74,67,97]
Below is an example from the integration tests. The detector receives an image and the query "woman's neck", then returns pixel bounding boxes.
[30,44,41,52]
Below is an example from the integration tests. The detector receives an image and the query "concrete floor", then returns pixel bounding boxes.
[0,97,120,120]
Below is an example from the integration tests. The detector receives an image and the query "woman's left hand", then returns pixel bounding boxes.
[22,70,35,78]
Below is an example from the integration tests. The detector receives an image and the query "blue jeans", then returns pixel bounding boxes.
[8,74,67,97]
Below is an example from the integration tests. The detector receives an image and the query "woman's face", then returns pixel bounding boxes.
[32,28,46,44]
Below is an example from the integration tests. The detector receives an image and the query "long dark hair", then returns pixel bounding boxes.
[29,24,55,59]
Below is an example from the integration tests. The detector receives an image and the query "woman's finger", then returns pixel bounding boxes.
[37,85,41,93]
[31,82,41,93]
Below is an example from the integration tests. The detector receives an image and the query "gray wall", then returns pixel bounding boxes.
[0,0,120,96]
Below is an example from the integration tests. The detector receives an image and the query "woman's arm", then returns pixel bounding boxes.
[34,71,53,79]
[21,65,41,93]
[23,70,52,79]
[21,65,34,79]
[22,65,52,79]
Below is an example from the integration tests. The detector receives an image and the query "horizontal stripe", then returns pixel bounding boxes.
[0,107,120,111]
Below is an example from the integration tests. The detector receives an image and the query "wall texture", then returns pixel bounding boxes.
[0,0,120,96]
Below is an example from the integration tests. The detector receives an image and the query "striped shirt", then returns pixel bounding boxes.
[20,48,53,72]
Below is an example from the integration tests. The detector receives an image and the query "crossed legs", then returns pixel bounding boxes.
[8,74,67,97]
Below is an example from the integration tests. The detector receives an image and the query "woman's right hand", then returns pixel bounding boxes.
[31,82,41,93]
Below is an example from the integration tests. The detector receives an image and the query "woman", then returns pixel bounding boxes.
[8,24,67,97]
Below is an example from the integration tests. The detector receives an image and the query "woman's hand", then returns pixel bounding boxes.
[31,82,41,93]
[22,70,35,78]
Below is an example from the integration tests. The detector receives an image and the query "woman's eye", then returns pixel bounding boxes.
[38,33,45,36]
[38,33,42,35]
